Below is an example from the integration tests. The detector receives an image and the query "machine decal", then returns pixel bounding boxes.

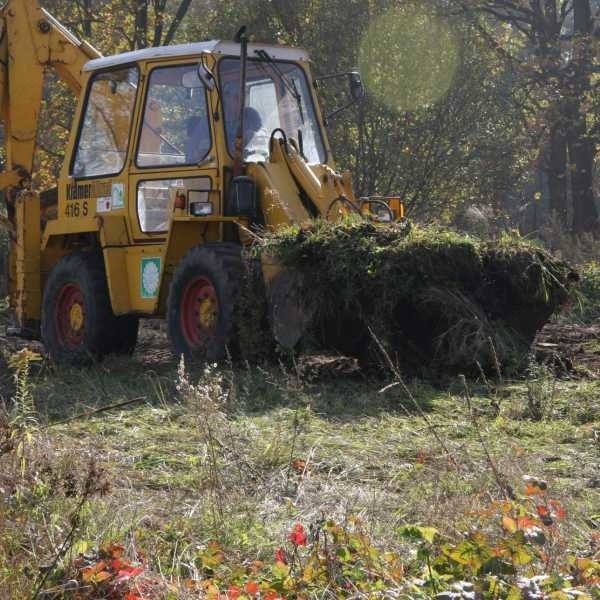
[140,257,161,299]
[96,197,112,213]
[67,181,112,200]
[65,200,89,218]
[111,183,125,209]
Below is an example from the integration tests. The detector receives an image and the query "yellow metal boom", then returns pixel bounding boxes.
[0,0,101,188]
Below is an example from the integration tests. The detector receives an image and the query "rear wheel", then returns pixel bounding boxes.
[42,252,137,365]
[167,244,242,361]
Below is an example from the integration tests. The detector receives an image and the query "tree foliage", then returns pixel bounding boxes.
[23,0,600,233]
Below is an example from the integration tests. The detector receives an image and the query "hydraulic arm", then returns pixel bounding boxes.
[0,0,101,333]
[0,0,101,189]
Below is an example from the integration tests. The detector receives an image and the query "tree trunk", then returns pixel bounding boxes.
[547,119,568,223]
[152,0,166,47]
[163,0,193,46]
[567,0,598,233]
[82,0,92,37]
[568,107,597,233]
[134,0,148,49]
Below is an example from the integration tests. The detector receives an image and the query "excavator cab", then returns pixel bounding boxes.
[0,0,404,364]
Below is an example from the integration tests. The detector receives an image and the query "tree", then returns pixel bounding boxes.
[454,0,599,233]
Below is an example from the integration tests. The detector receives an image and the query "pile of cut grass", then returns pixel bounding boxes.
[249,220,578,375]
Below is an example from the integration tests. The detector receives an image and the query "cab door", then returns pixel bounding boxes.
[127,60,220,315]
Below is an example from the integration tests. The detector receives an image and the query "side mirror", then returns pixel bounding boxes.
[349,71,365,101]
[314,69,366,123]
[198,52,216,91]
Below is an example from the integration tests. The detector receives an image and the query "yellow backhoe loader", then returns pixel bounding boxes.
[0,0,404,364]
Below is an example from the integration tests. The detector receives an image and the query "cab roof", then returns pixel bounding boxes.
[84,41,310,72]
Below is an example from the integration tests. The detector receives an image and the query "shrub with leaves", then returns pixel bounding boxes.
[57,475,598,598]
[0,350,111,597]
[574,262,600,324]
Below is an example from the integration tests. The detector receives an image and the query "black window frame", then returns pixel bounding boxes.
[69,63,140,181]
[135,63,213,170]
[217,56,328,165]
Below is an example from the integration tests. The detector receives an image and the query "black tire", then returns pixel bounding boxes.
[167,243,242,361]
[41,252,136,365]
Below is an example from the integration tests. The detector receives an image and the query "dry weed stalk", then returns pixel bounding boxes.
[177,357,228,530]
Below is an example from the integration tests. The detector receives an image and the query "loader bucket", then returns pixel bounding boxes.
[247,220,578,375]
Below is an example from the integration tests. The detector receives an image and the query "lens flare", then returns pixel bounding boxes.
[358,4,459,112]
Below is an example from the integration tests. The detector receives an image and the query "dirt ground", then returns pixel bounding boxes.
[535,321,600,377]
[1,318,599,379]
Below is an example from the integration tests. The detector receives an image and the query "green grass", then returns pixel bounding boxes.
[18,358,599,558]
[0,328,599,596]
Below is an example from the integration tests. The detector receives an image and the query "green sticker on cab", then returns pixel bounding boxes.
[141,257,161,299]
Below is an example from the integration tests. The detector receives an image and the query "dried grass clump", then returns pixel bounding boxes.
[252,219,578,375]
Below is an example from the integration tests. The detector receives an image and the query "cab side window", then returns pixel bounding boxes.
[137,65,211,168]
[72,67,139,178]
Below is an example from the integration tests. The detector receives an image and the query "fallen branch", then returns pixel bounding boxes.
[46,396,147,427]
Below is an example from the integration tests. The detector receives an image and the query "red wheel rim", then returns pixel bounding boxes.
[54,283,85,349]
[180,276,218,349]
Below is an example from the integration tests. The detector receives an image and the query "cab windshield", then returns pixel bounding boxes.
[219,57,326,164]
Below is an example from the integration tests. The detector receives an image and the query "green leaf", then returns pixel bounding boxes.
[272,561,290,579]
[336,547,352,562]
[399,525,438,543]
[479,557,516,576]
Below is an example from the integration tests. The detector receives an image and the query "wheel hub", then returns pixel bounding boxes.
[198,297,217,329]
[181,276,218,349]
[69,303,84,332]
[55,283,85,348]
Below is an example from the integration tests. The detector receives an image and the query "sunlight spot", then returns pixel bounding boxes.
[358,4,459,112]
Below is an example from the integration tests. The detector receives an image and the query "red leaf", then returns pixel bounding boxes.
[227,585,241,599]
[274,547,287,564]
[548,499,566,520]
[516,516,541,531]
[118,566,144,578]
[244,581,260,595]
[288,523,308,546]
[108,543,124,559]
[110,558,124,571]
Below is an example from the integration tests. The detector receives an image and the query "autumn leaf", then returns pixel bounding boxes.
[502,516,517,533]
[548,499,567,520]
[274,547,287,564]
[82,560,110,583]
[524,483,545,496]
[244,580,260,595]
[291,458,306,473]
[114,566,144,585]
[288,523,308,546]
[227,585,241,599]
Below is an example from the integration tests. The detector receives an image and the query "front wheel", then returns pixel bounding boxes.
[167,244,242,361]
[42,252,124,365]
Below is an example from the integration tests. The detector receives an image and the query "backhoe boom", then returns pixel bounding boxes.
[0,0,101,187]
